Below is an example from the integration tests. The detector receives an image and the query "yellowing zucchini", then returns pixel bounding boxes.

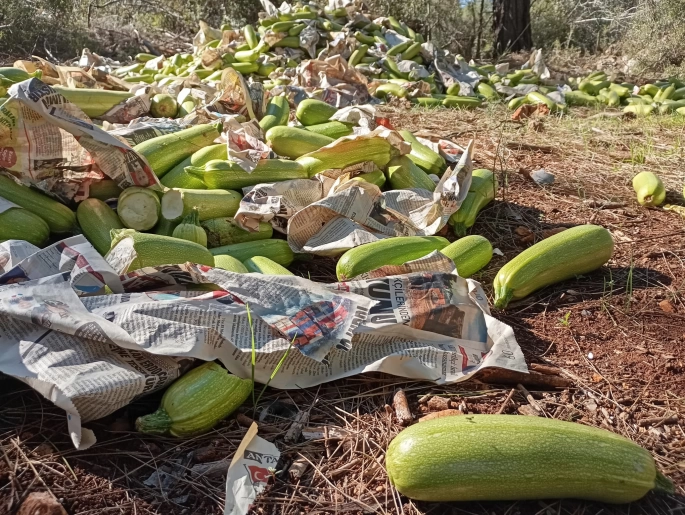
[117,187,160,231]
[385,156,436,191]
[187,159,308,190]
[440,235,492,278]
[150,94,178,118]
[172,208,207,247]
[108,229,215,271]
[77,198,124,255]
[266,126,334,159]
[0,205,50,247]
[53,86,133,118]
[493,225,614,309]
[386,415,673,503]
[336,236,450,280]
[201,217,273,248]
[449,168,498,237]
[161,143,228,190]
[133,122,222,178]
[0,175,75,234]
[161,189,241,222]
[296,99,338,125]
[632,172,665,207]
[211,239,294,267]
[213,254,249,273]
[135,362,252,437]
[243,256,294,275]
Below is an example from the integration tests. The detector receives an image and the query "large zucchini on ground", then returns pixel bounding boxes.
[398,130,446,176]
[161,189,242,222]
[632,171,665,207]
[493,224,613,309]
[336,236,450,281]
[133,122,222,178]
[201,218,273,248]
[386,415,673,503]
[385,156,436,191]
[161,143,228,190]
[108,229,215,272]
[440,235,492,278]
[295,98,338,125]
[297,136,401,177]
[135,362,252,437]
[187,159,308,190]
[0,175,75,234]
[265,126,334,159]
[77,198,124,255]
[0,205,50,247]
[53,86,133,118]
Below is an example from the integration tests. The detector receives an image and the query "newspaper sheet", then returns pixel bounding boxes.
[0,236,526,448]
[0,79,159,202]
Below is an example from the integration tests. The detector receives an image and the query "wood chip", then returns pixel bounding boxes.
[284,411,309,444]
[529,363,561,376]
[236,413,280,434]
[301,425,351,441]
[419,409,462,422]
[516,383,542,414]
[426,396,450,411]
[638,415,679,427]
[288,457,310,481]
[17,493,67,515]
[392,389,412,426]
[659,300,675,313]
[517,404,541,416]
[583,199,626,209]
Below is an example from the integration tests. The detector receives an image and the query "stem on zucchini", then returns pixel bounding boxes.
[452,222,467,237]
[654,471,675,494]
[494,286,514,309]
[135,408,173,435]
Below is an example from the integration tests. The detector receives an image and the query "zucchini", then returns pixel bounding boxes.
[244,25,259,49]
[77,198,124,255]
[385,156,436,191]
[187,159,308,190]
[0,175,75,234]
[477,82,499,101]
[442,96,483,109]
[0,205,50,247]
[133,122,222,178]
[373,83,407,100]
[623,104,655,116]
[259,96,290,132]
[564,90,600,107]
[201,217,273,248]
[135,362,252,437]
[213,254,249,273]
[243,256,293,275]
[399,130,446,176]
[493,225,614,309]
[53,86,133,119]
[172,208,207,247]
[161,143,228,190]
[153,217,178,237]
[449,168,498,237]
[351,169,386,189]
[266,126,334,159]
[161,189,242,222]
[304,121,353,139]
[336,236,450,280]
[440,235,492,278]
[117,187,160,231]
[297,136,400,177]
[88,180,123,201]
[210,239,294,267]
[150,94,178,118]
[108,229,215,271]
[386,415,673,503]
[632,172,665,206]
[295,99,338,126]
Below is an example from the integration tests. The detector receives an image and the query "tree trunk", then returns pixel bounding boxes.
[493,0,533,56]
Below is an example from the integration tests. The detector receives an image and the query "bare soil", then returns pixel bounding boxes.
[1,105,685,515]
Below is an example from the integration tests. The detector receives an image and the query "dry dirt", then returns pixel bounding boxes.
[1,105,685,515]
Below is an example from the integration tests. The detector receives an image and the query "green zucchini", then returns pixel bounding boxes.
[0,175,75,234]
[161,143,228,190]
[304,121,354,139]
[351,169,386,189]
[187,159,308,190]
[632,172,665,206]
[336,236,450,280]
[0,205,50,247]
[266,126,334,159]
[243,256,293,275]
[493,225,614,308]
[440,235,492,278]
[88,180,123,201]
[116,187,160,231]
[135,362,252,437]
[213,254,249,273]
[133,122,222,178]
[449,168,498,236]
[108,229,215,271]
[385,156,436,191]
[259,96,290,132]
[161,189,242,222]
[210,239,294,267]
[172,208,207,247]
[386,415,673,503]
[399,130,446,176]
[295,99,338,125]
[77,198,124,255]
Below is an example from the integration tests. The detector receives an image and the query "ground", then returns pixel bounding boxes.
[1,105,685,515]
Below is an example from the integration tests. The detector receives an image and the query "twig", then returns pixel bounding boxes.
[638,415,679,428]
[497,388,517,414]
[517,384,543,414]
[392,389,412,426]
